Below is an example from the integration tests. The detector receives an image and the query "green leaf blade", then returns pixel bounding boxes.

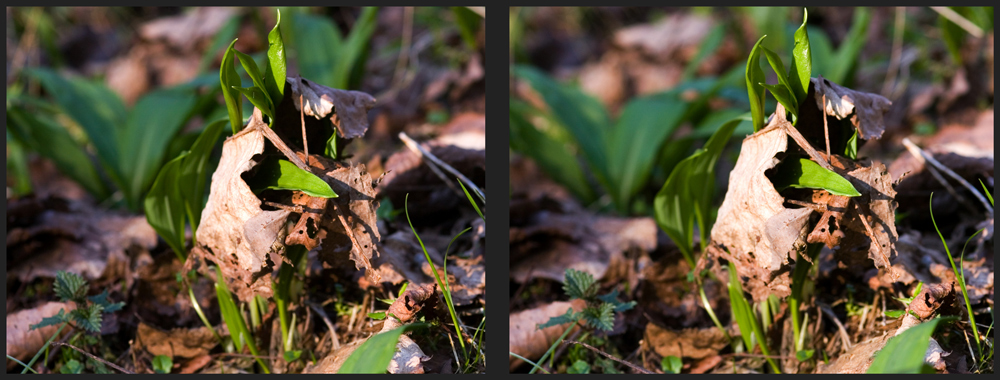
[232,86,274,120]
[333,7,379,89]
[220,39,244,133]
[868,317,953,373]
[789,8,812,103]
[745,36,768,132]
[771,158,861,197]
[249,159,337,198]
[264,9,287,106]
[144,153,189,260]
[509,101,596,203]
[339,324,424,373]
[178,120,226,233]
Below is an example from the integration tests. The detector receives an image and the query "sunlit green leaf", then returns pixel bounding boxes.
[339,324,425,373]
[152,355,173,374]
[509,101,596,203]
[232,86,274,120]
[661,355,682,374]
[761,83,798,123]
[248,159,337,198]
[264,9,287,106]
[771,157,861,197]
[178,120,225,235]
[868,317,954,373]
[220,39,243,133]
[789,8,812,103]
[144,153,189,260]
[746,36,767,132]
[844,129,858,160]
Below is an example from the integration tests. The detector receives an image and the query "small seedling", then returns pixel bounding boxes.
[661,355,683,374]
[152,355,173,374]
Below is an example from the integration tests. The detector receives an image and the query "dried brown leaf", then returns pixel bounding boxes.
[812,77,892,140]
[6,302,75,369]
[643,324,729,360]
[508,300,587,372]
[317,163,382,283]
[289,76,377,139]
[136,322,220,359]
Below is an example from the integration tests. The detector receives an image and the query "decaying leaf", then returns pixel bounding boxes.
[304,284,436,374]
[837,162,899,270]
[508,300,587,371]
[317,162,382,283]
[289,76,377,139]
[643,324,730,360]
[812,76,892,140]
[136,322,220,359]
[6,302,76,370]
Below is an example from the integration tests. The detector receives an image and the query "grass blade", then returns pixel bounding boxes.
[828,8,870,84]
[929,193,980,346]
[213,266,269,373]
[789,8,812,103]
[727,261,780,373]
[458,179,484,220]
[745,36,767,132]
[980,179,993,206]
[334,7,378,89]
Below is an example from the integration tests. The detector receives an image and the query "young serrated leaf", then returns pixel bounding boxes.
[563,268,597,300]
[568,360,591,374]
[30,309,68,330]
[86,289,124,313]
[581,303,615,331]
[54,271,88,301]
[596,289,637,312]
[72,304,104,333]
[537,308,579,330]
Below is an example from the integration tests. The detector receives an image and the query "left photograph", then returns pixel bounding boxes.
[6,6,485,374]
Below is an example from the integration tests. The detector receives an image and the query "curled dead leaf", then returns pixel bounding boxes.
[812,76,892,140]
[289,76,376,139]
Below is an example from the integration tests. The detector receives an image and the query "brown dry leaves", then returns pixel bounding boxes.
[135,322,220,359]
[289,76,377,139]
[508,299,587,371]
[643,324,729,361]
[6,302,75,369]
[813,76,892,140]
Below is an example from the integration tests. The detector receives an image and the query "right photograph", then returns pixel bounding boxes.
[509,7,994,374]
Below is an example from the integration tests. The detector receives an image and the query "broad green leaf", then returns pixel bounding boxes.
[144,153,189,260]
[563,268,597,300]
[264,9,287,106]
[828,8,870,85]
[290,12,342,87]
[339,324,425,373]
[152,355,173,374]
[232,86,274,119]
[220,39,243,133]
[6,107,108,198]
[655,118,741,264]
[513,65,611,187]
[452,7,481,49]
[868,317,953,373]
[54,271,88,301]
[661,355,682,374]
[760,82,798,123]
[789,8,812,103]
[771,157,861,197]
[509,101,596,203]
[537,308,578,330]
[608,92,688,212]
[233,50,274,113]
[745,36,767,132]
[120,88,197,210]
[178,120,226,234]
[26,68,126,182]
[333,7,379,89]
[581,302,615,331]
[248,159,337,198]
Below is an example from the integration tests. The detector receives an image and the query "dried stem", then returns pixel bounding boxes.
[300,94,308,158]
[822,94,831,158]
[902,138,992,214]
[399,131,485,202]
[778,114,833,170]
[816,301,853,351]
[307,301,340,350]
[256,119,310,173]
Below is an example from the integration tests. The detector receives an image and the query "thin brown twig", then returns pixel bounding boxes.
[563,340,654,374]
[822,94,831,158]
[902,138,993,214]
[780,116,833,170]
[307,301,341,350]
[256,121,310,173]
[51,342,134,374]
[300,94,308,158]
[399,131,485,202]
[816,301,853,351]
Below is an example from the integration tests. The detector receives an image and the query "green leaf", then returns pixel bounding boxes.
[452,7,481,49]
[568,360,591,374]
[247,159,337,198]
[233,50,271,103]
[661,355,683,374]
[608,92,689,212]
[61,359,83,374]
[29,309,67,331]
[232,86,274,120]
[789,8,812,103]
[144,153,189,260]
[6,107,109,198]
[120,88,197,209]
[220,39,244,134]
[289,12,342,88]
[727,261,779,373]
[283,350,302,363]
[745,36,768,132]
[5,131,32,196]
[178,120,225,235]
[368,312,387,320]
[537,308,579,330]
[760,83,798,124]
[214,266,249,352]
[72,303,104,333]
[761,47,796,105]
[581,302,615,331]
[980,179,993,206]
[655,118,741,265]
[87,289,124,313]
[597,290,637,312]
[54,271,88,301]
[883,310,905,318]
[458,180,484,221]
[509,101,596,203]
[25,68,126,180]
[844,129,858,160]
[796,349,815,362]
[867,317,954,373]
[513,65,612,187]
[333,7,378,89]
[152,355,173,374]
[771,157,861,197]
[339,324,425,373]
[263,9,287,106]
[563,268,597,300]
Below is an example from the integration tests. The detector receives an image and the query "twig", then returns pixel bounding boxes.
[779,116,833,170]
[563,340,654,374]
[264,201,304,214]
[902,138,993,214]
[399,132,485,202]
[816,302,853,351]
[307,301,340,350]
[300,94,308,158]
[931,7,984,38]
[51,342,134,374]
[334,206,377,282]
[256,120,310,173]
[822,94,831,158]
